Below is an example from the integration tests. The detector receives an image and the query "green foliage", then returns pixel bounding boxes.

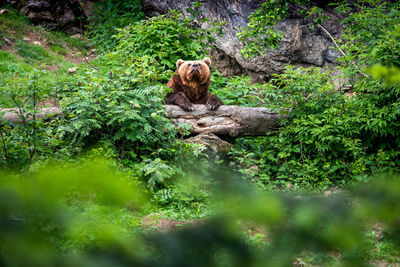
[2,2,400,265]
[0,159,146,266]
[232,65,400,188]
[211,72,280,107]
[231,1,400,188]
[0,8,31,37]
[337,0,400,68]
[115,7,222,80]
[60,52,176,161]
[0,69,64,170]
[2,163,400,266]
[369,65,400,85]
[237,0,289,57]
[237,0,330,58]
[87,0,145,51]
[15,40,53,62]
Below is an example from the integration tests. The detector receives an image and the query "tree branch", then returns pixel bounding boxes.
[316,24,369,78]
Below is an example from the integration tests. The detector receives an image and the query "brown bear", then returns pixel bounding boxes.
[166,58,223,111]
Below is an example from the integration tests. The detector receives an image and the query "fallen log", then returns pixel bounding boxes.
[0,107,63,123]
[1,105,281,137]
[165,105,280,137]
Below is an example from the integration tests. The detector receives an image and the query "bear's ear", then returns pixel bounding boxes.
[203,57,211,66]
[176,59,184,69]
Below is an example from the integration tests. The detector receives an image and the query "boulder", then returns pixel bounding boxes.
[141,0,343,82]
[184,133,233,155]
[4,0,89,33]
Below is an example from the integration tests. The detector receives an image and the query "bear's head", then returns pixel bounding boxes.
[176,58,211,85]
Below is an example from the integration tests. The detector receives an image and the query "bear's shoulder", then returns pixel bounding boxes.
[166,71,184,90]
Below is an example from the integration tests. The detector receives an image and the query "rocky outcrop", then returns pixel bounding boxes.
[141,0,343,82]
[3,0,89,33]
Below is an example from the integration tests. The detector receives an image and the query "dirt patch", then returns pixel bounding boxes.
[45,65,60,71]
[64,51,86,64]
[38,98,60,108]
[63,49,97,64]
[24,31,50,50]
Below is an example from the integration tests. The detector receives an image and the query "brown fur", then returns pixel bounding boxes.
[166,58,223,111]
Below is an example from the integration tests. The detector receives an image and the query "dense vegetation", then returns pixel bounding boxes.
[1,0,400,265]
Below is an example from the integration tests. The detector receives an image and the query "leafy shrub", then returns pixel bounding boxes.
[115,6,222,80]
[231,67,364,188]
[87,0,145,51]
[229,1,400,188]
[232,65,400,188]
[338,1,400,68]
[237,0,328,58]
[60,52,176,161]
[0,69,63,171]
[211,72,281,107]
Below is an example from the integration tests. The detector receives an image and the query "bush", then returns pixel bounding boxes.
[115,5,222,81]
[60,52,176,161]
[229,1,400,189]
[211,73,280,107]
[87,0,145,51]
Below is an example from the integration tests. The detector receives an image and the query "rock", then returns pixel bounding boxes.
[68,66,78,73]
[81,0,95,18]
[22,37,31,41]
[141,0,343,82]
[0,9,9,14]
[184,133,233,155]
[1,107,62,123]
[71,33,82,39]
[32,41,42,45]
[18,0,87,34]
[324,48,340,63]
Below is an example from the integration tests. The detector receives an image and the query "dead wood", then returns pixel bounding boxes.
[1,105,281,137]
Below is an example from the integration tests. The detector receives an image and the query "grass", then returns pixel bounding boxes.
[0,8,31,37]
[50,45,68,55]
[15,40,53,62]
[0,8,90,107]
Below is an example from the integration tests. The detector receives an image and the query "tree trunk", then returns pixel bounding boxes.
[165,105,280,137]
[1,107,63,123]
[1,105,281,137]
